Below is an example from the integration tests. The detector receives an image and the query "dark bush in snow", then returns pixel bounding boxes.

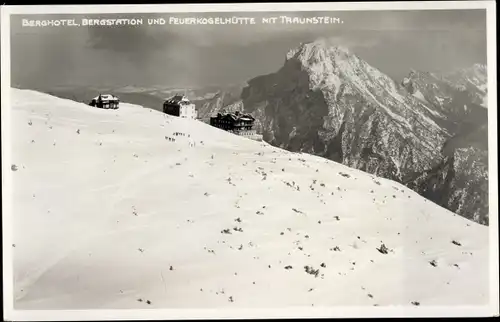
[377,244,390,254]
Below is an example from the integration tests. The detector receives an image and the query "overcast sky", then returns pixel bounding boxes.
[10,9,487,89]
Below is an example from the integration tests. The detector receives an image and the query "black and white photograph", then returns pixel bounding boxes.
[1,1,498,320]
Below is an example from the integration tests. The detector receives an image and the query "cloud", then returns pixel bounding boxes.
[81,9,486,52]
[10,9,487,88]
[86,26,166,53]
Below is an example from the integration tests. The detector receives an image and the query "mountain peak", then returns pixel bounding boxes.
[307,37,351,53]
[472,63,487,71]
[286,38,353,62]
[445,63,487,79]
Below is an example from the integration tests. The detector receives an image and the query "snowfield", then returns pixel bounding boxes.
[8,89,489,310]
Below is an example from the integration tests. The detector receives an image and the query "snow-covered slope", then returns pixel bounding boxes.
[9,89,489,309]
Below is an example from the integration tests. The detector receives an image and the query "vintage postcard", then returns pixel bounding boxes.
[1,1,498,320]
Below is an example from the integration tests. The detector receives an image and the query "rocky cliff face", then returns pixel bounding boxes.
[399,65,488,224]
[234,39,488,225]
[405,123,488,225]
[400,66,488,134]
[443,64,488,109]
[241,40,449,181]
[190,85,244,121]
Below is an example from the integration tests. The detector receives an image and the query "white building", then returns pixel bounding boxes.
[163,95,197,119]
[89,94,119,109]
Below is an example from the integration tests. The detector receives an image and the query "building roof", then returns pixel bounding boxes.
[239,116,254,121]
[213,112,255,122]
[165,94,192,105]
[92,94,119,102]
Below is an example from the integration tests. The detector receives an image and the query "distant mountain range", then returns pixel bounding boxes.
[22,84,244,121]
[20,38,489,225]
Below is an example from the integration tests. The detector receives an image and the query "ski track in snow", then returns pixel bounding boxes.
[9,88,489,309]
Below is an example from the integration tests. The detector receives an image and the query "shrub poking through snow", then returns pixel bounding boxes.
[377,243,390,254]
[283,180,300,191]
[339,172,351,178]
[221,229,232,234]
[304,265,320,278]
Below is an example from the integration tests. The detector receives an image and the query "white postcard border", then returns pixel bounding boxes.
[1,1,498,320]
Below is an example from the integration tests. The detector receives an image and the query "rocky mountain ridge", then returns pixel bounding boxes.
[201,39,488,224]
